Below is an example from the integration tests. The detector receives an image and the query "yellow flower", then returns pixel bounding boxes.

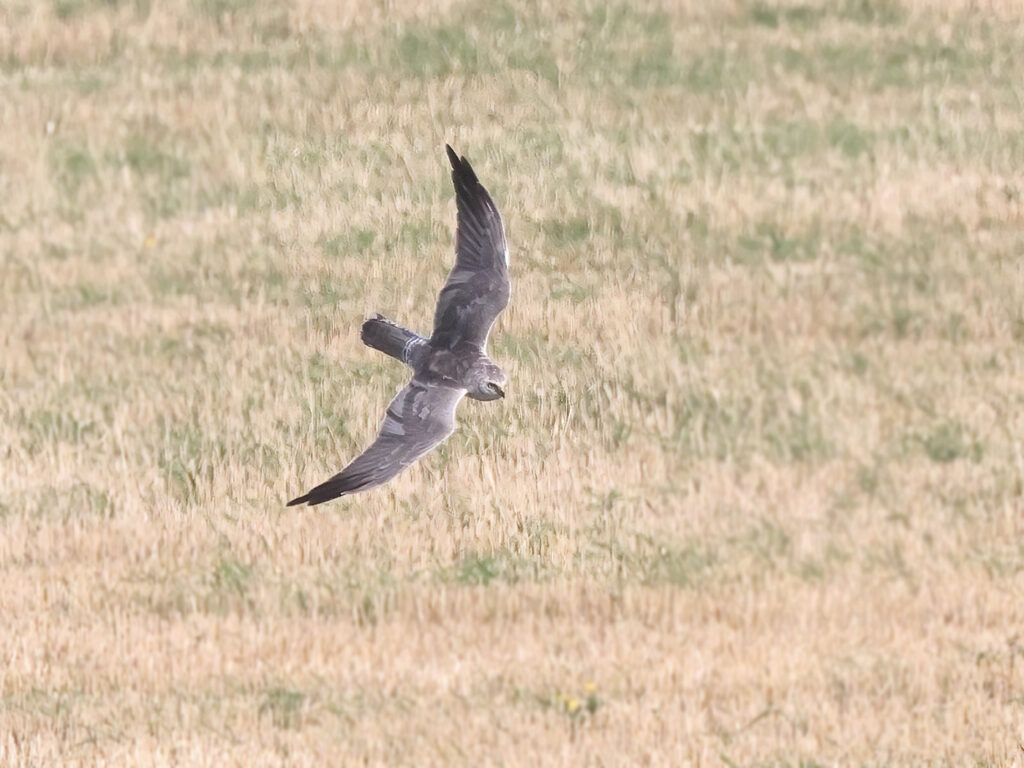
[566,698,580,714]
[143,234,156,249]
[584,680,597,694]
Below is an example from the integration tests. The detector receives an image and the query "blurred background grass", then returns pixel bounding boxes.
[1,0,1023,764]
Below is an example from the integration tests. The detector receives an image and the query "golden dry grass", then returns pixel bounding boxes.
[2,0,1024,764]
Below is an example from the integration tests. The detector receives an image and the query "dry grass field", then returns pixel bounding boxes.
[2,0,1024,764]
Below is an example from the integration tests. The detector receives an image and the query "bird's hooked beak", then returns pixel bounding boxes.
[496,386,505,399]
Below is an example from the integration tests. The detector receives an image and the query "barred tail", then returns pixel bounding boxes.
[360,315,427,365]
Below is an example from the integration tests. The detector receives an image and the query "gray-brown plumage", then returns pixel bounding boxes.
[287,145,510,507]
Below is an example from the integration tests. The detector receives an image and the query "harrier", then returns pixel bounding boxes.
[288,145,510,506]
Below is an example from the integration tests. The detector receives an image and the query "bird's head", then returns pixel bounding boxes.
[467,360,506,402]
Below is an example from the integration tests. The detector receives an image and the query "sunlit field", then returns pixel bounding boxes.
[2,0,1023,764]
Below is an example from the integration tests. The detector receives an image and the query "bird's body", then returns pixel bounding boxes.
[288,145,510,507]
[358,315,504,398]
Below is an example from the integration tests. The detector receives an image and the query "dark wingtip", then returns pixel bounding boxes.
[288,480,359,507]
[445,143,479,186]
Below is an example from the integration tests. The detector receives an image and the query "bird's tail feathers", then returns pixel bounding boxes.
[361,315,426,365]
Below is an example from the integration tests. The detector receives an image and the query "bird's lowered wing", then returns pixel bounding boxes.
[287,378,465,506]
[431,145,510,351]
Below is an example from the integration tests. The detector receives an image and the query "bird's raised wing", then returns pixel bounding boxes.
[287,378,465,506]
[431,145,510,351]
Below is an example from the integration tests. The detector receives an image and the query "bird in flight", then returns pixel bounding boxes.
[288,145,510,507]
